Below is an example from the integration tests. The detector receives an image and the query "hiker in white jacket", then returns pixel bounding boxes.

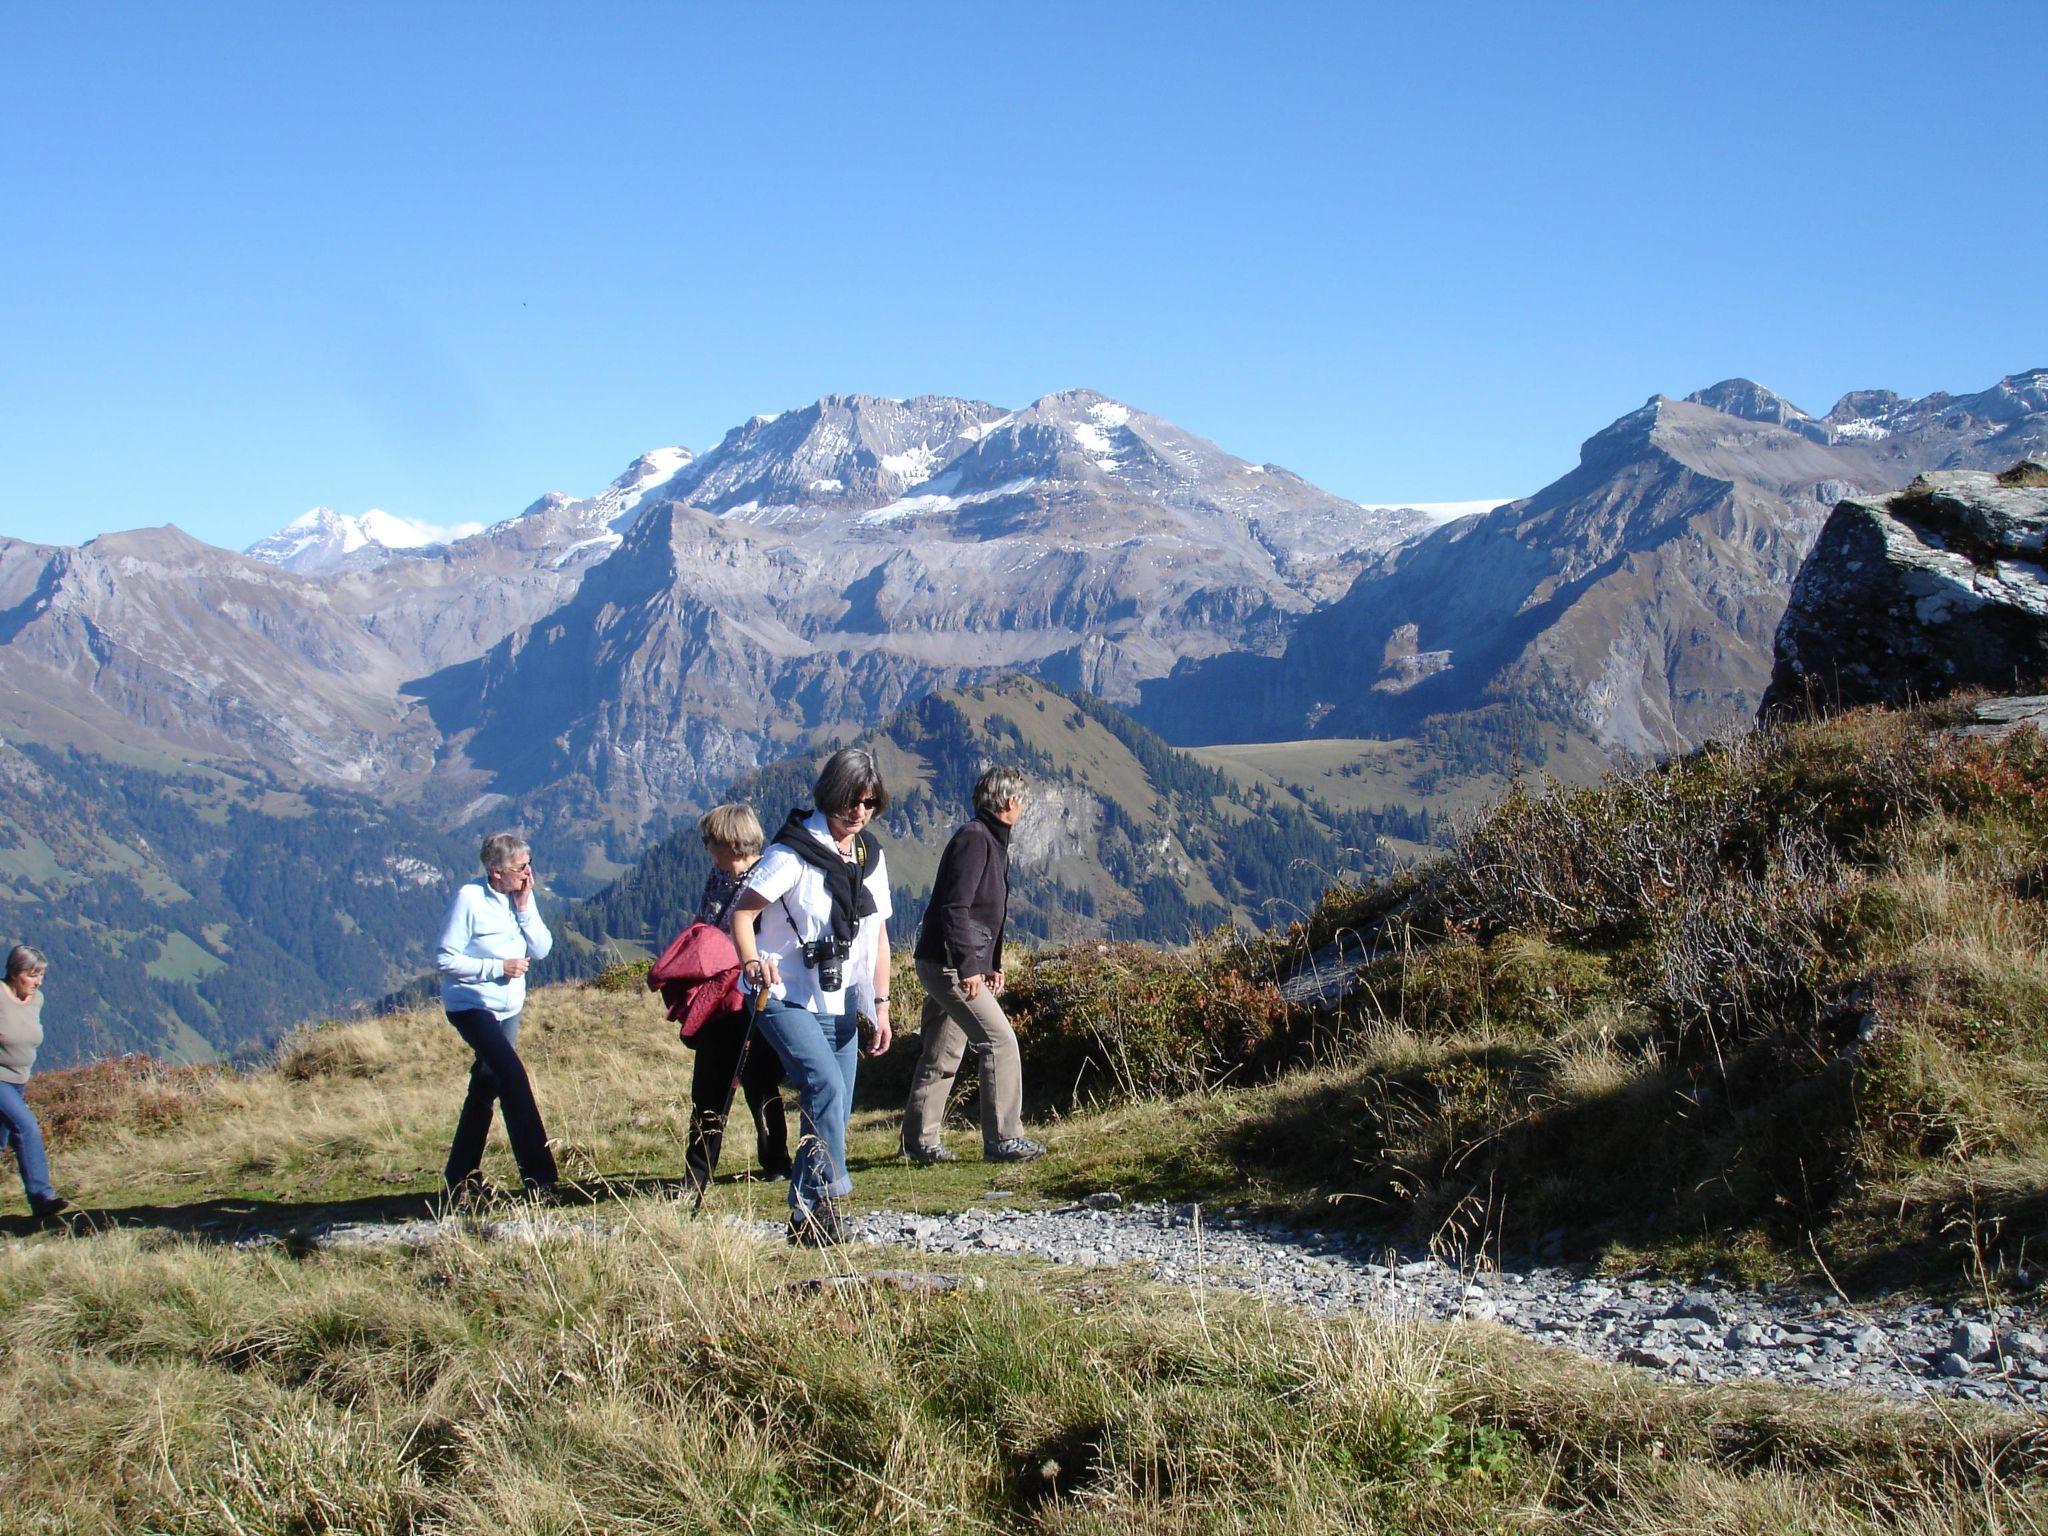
[435,831,558,1205]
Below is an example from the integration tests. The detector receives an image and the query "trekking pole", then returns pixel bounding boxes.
[692,983,766,1218]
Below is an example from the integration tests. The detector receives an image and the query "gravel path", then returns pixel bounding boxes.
[294,1192,2048,1410]
[840,1200,2048,1409]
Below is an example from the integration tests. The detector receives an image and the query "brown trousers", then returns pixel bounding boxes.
[902,959,1026,1152]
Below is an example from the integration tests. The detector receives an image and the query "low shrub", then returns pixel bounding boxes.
[25,1055,222,1146]
[274,1019,397,1081]
[1002,936,1292,1103]
[587,957,653,993]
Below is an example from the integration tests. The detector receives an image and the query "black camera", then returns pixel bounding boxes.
[801,936,851,992]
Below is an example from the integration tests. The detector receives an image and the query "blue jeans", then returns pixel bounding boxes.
[754,999,859,1218]
[0,1080,57,1208]
[445,1009,558,1189]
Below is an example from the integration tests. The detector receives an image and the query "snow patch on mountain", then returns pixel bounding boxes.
[245,507,486,574]
[857,477,1042,525]
[879,444,943,486]
[1357,498,1515,526]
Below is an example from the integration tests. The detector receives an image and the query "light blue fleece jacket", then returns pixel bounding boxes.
[436,878,553,1020]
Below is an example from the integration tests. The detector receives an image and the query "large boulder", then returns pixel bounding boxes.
[1760,459,2048,720]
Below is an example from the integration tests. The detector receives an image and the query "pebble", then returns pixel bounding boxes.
[1952,1320,1996,1362]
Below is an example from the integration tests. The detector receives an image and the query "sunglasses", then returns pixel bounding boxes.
[840,796,881,812]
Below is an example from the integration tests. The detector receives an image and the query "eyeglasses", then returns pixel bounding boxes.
[836,797,880,814]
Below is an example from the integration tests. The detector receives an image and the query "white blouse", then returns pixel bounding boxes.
[743,812,892,1017]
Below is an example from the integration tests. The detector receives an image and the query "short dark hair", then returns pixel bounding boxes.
[814,747,889,817]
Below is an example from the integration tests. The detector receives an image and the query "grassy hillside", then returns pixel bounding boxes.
[1191,723,1616,859]
[1007,700,2048,1288]
[5,979,2043,1532]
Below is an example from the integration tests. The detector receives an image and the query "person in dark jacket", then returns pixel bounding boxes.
[682,803,791,1190]
[901,766,1046,1164]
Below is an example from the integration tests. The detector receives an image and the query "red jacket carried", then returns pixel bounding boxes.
[646,922,743,1042]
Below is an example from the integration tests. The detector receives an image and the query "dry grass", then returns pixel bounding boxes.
[2,1206,2042,1534]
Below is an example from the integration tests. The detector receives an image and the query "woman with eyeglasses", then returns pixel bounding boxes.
[730,748,895,1246]
[434,831,560,1207]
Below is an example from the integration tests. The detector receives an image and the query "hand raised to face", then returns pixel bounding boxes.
[490,858,536,909]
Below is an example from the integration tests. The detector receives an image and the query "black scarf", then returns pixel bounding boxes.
[770,808,879,946]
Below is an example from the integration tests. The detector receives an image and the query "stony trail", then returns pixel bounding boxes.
[296,1194,2048,1411]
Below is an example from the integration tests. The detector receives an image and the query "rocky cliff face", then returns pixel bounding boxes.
[1138,371,2048,762]
[1761,460,2048,719]
[0,526,441,786]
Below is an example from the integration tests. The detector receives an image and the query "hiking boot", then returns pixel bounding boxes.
[787,1199,847,1248]
[986,1137,1047,1163]
[903,1142,959,1166]
[29,1195,74,1223]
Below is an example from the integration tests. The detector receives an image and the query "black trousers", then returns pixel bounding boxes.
[686,1008,791,1186]
[445,1008,558,1189]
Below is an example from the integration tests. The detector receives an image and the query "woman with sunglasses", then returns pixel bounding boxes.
[730,748,894,1245]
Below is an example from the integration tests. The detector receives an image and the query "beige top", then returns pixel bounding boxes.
[0,987,44,1084]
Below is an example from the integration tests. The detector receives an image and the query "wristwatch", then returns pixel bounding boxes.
[873,995,889,1006]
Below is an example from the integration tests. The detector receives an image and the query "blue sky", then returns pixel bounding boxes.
[2,2,2042,551]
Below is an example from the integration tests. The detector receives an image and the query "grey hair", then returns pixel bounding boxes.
[973,765,1028,817]
[6,944,46,979]
[814,747,889,817]
[478,831,531,872]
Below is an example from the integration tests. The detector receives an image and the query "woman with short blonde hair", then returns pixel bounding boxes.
[682,803,789,1189]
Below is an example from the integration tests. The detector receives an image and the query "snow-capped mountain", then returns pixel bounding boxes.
[492,446,696,569]
[407,388,1437,845]
[246,447,693,575]
[24,373,2045,884]
[657,396,1008,522]
[244,507,486,575]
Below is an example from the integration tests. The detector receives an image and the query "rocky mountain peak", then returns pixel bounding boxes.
[1825,388,1904,425]
[670,394,1010,520]
[1684,379,1814,426]
[85,523,236,569]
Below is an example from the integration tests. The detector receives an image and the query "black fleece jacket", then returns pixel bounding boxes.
[912,810,1011,978]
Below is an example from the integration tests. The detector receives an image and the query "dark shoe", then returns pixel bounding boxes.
[787,1200,847,1248]
[523,1179,580,1206]
[903,1142,959,1166]
[756,1156,795,1181]
[986,1137,1047,1163]
[29,1195,74,1223]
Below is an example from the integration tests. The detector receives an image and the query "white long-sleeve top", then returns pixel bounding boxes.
[742,812,892,1018]
[436,877,553,1020]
